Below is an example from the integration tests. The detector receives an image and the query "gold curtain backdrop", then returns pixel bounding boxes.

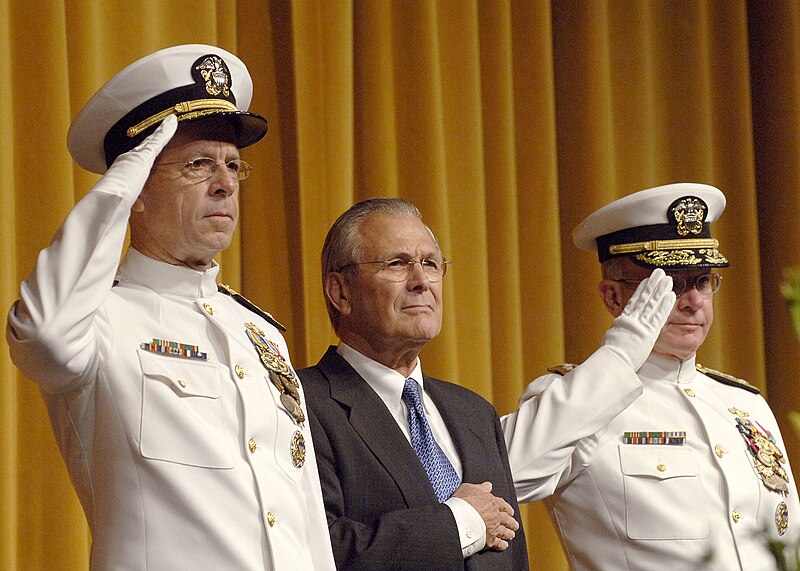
[2,1,799,568]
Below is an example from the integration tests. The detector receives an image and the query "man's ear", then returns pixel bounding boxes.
[131,196,145,213]
[598,280,626,317]
[325,272,352,317]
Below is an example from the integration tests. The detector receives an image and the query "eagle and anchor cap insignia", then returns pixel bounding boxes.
[572,183,730,270]
[68,44,268,174]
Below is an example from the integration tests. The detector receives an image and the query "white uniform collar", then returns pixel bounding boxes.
[116,247,220,299]
[637,352,698,384]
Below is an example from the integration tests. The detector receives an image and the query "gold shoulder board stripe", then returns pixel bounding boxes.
[547,363,578,376]
[218,284,287,332]
[696,363,760,394]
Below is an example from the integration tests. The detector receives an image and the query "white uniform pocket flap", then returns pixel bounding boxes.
[619,445,698,480]
[138,350,220,398]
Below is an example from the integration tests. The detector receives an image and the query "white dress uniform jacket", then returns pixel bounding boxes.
[6,175,336,570]
[502,348,800,571]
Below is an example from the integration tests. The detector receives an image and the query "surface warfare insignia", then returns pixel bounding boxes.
[244,322,305,427]
[290,430,306,468]
[735,417,790,495]
[670,196,706,236]
[194,55,231,97]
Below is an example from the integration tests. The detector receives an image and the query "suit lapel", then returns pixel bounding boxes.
[424,377,492,484]
[317,348,439,506]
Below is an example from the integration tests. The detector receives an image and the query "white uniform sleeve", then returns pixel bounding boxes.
[501,346,643,502]
[6,117,177,393]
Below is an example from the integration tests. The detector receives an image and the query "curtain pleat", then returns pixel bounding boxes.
[3,1,798,568]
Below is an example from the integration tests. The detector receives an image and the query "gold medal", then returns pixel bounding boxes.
[245,323,305,427]
[290,430,306,468]
[280,376,300,400]
[267,367,285,387]
[736,417,790,495]
[776,501,789,536]
[280,393,306,426]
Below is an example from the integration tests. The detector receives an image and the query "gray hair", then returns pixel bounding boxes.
[601,257,628,280]
[321,197,440,331]
[601,256,648,280]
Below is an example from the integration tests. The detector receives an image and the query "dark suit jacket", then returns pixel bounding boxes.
[298,346,529,571]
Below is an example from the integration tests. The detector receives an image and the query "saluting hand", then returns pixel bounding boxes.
[601,268,676,372]
[94,114,178,200]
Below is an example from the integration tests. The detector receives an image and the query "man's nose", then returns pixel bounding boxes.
[676,285,705,309]
[406,261,431,290]
[209,166,237,196]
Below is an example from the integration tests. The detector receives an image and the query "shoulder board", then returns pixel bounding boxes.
[547,363,578,376]
[696,363,760,394]
[218,284,286,332]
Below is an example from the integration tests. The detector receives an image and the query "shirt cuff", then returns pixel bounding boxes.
[444,496,486,558]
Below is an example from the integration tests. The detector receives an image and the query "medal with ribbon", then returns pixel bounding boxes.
[244,322,305,428]
[735,416,789,495]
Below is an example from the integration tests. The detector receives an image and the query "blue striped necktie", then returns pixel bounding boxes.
[402,378,461,502]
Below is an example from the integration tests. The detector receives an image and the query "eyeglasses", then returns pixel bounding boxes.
[339,258,450,282]
[153,157,253,181]
[614,272,722,297]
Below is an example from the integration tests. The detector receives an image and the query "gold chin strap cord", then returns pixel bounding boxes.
[609,238,719,255]
[126,99,238,137]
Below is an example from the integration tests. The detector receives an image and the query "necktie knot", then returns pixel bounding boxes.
[402,378,422,407]
[402,378,460,502]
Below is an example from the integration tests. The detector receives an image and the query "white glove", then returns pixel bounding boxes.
[601,268,676,371]
[94,114,178,200]
[6,115,179,390]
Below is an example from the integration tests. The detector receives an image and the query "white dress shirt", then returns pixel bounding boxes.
[338,343,487,556]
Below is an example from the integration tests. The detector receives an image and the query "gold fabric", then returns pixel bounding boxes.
[2,1,799,568]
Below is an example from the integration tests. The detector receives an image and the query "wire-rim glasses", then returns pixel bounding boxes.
[153,157,253,181]
[339,258,450,282]
[614,272,722,297]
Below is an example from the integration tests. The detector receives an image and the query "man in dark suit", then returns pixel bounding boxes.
[298,198,529,571]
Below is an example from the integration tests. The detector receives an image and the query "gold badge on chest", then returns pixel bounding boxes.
[245,322,305,427]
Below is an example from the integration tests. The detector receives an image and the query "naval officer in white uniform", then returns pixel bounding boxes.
[6,44,336,571]
[502,183,800,570]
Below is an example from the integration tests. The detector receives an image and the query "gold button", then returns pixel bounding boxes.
[248,438,257,453]
[715,444,725,458]
[178,379,187,388]
[684,388,696,397]
[732,510,740,523]
[267,512,276,527]
[657,463,667,472]
[203,303,214,315]
[235,364,245,379]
